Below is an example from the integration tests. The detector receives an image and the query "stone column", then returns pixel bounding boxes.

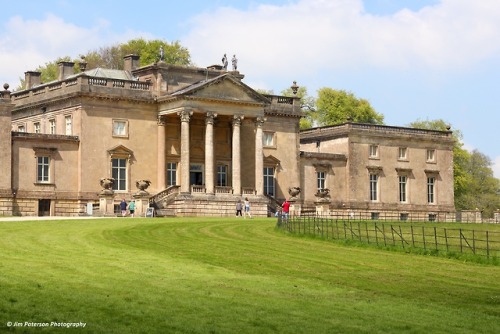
[178,109,193,193]
[157,116,166,190]
[232,115,244,196]
[205,111,217,194]
[255,116,266,196]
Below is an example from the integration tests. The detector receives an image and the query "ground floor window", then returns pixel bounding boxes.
[112,158,127,191]
[427,177,435,204]
[167,162,177,186]
[190,164,204,185]
[317,171,326,192]
[264,167,275,197]
[370,174,378,201]
[37,156,50,183]
[217,165,228,186]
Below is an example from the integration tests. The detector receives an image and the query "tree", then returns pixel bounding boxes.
[315,88,384,126]
[408,119,500,217]
[22,38,191,86]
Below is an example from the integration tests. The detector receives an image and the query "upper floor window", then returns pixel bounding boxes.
[426,149,436,162]
[113,120,128,137]
[65,116,72,135]
[398,147,408,160]
[34,122,41,134]
[18,125,25,132]
[369,145,379,158]
[49,119,56,134]
[263,132,275,147]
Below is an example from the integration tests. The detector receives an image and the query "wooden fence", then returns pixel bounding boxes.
[277,216,500,259]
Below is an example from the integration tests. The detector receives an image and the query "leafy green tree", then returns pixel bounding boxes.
[408,119,500,217]
[315,88,384,126]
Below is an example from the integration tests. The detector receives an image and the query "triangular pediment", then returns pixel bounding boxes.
[107,145,133,157]
[171,74,270,105]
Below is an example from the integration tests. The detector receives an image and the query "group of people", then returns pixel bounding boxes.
[235,198,291,220]
[120,198,136,217]
[235,197,252,219]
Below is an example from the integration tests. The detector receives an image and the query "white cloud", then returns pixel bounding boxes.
[493,156,500,179]
[0,14,150,89]
[182,0,500,89]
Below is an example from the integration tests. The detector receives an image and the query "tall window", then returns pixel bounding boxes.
[369,145,379,158]
[370,174,378,201]
[217,165,228,186]
[167,162,177,186]
[34,122,41,134]
[399,176,407,202]
[427,177,435,204]
[112,158,127,191]
[317,171,326,191]
[65,116,72,135]
[37,157,50,183]
[263,167,275,197]
[49,119,56,134]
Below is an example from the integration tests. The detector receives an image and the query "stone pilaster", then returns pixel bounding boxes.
[205,111,217,194]
[255,116,266,196]
[232,115,244,196]
[178,109,193,193]
[157,116,166,190]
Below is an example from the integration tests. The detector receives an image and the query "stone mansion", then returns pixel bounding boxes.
[0,55,455,219]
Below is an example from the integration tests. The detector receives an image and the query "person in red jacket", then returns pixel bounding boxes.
[282,199,291,220]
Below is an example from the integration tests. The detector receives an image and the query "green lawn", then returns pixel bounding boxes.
[0,217,499,333]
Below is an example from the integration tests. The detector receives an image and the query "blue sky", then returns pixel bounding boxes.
[2,0,500,177]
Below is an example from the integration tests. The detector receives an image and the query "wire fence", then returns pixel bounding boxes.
[277,216,500,259]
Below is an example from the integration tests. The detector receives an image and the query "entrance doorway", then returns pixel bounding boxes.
[190,164,204,185]
[38,199,51,216]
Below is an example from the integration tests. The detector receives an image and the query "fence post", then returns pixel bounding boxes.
[472,230,476,255]
[382,224,387,246]
[411,225,415,247]
[365,222,370,244]
[486,231,490,258]
[434,227,438,252]
[399,225,404,248]
[459,228,463,254]
[444,228,449,252]
[422,226,426,251]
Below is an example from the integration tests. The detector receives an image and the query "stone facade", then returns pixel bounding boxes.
[0,56,455,219]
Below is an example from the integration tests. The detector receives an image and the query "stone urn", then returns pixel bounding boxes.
[99,177,115,195]
[314,188,330,202]
[135,179,151,195]
[288,186,301,201]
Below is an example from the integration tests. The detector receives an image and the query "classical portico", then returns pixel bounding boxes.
[155,73,269,200]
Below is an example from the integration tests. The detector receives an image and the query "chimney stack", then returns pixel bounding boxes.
[58,61,75,81]
[24,71,42,89]
[123,54,140,72]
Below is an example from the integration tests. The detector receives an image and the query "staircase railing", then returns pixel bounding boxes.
[149,185,180,208]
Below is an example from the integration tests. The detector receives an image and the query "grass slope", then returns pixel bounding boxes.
[0,217,499,333]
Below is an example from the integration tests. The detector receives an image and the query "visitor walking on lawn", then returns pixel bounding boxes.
[244,197,252,219]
